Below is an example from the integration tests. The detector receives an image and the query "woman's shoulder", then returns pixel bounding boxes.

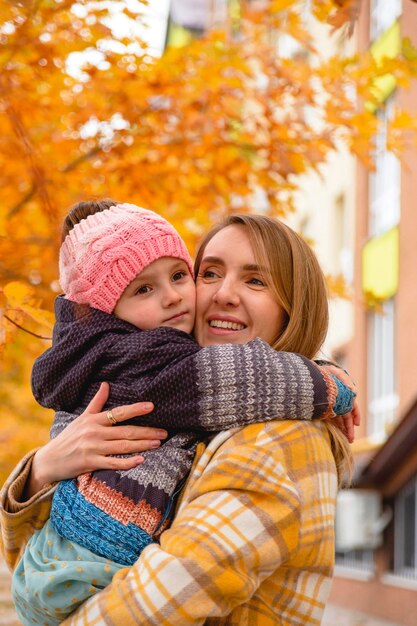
[217,419,330,449]
[185,421,334,490]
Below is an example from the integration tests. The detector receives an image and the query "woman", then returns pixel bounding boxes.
[1,214,357,625]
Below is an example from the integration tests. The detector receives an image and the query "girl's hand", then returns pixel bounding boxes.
[326,365,360,443]
[27,383,167,497]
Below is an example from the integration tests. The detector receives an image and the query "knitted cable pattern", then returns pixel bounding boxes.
[59,203,194,314]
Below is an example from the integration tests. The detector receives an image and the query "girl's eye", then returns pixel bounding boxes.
[136,285,152,295]
[172,270,186,281]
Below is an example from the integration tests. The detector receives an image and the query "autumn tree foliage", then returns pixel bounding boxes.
[0,0,416,480]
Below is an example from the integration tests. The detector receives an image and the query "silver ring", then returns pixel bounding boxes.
[106,410,118,425]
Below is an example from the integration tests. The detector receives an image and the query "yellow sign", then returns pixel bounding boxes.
[366,21,401,113]
[362,227,399,301]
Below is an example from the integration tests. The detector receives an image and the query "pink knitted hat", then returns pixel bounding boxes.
[59,203,194,314]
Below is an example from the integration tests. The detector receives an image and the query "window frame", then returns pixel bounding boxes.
[394,476,417,580]
[370,0,402,41]
[367,298,398,441]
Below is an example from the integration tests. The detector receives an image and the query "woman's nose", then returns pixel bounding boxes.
[213,279,240,307]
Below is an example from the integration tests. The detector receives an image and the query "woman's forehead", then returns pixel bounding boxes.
[202,224,269,270]
[203,224,252,255]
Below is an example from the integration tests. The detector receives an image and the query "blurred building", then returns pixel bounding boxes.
[144,3,417,622]
[285,14,357,360]
[327,2,417,625]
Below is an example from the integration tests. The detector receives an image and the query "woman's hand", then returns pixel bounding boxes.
[26,382,167,497]
[326,365,360,443]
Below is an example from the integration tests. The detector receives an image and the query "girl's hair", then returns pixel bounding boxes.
[61,199,119,243]
[194,213,353,483]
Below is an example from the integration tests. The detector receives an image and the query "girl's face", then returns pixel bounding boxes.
[195,225,286,347]
[114,257,196,333]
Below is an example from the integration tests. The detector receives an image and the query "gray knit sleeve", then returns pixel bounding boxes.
[50,411,74,439]
[192,338,339,430]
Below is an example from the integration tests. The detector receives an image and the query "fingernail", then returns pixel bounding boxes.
[156,430,167,438]
[150,440,161,448]
[141,403,154,411]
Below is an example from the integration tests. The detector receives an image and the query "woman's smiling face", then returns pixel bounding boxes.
[194,225,286,347]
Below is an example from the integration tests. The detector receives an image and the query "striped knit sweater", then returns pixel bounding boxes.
[31,296,354,566]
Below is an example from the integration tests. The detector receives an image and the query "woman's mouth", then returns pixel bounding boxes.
[208,320,246,331]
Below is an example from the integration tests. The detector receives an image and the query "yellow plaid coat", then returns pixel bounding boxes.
[1,420,338,625]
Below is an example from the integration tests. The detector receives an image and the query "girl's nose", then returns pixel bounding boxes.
[162,284,182,307]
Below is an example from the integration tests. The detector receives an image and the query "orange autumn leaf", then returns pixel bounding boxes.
[326,274,352,300]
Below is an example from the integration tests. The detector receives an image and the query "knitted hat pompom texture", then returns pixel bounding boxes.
[59,203,194,314]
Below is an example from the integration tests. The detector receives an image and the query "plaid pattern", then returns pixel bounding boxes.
[0,451,56,571]
[1,420,338,625]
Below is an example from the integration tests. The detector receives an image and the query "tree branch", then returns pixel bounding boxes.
[3,315,52,341]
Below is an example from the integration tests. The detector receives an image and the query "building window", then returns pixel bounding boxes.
[367,298,398,441]
[368,99,401,238]
[370,0,402,41]
[336,549,375,573]
[394,476,417,580]
[334,193,353,284]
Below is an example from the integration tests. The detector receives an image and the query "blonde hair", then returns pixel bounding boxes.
[195,214,352,484]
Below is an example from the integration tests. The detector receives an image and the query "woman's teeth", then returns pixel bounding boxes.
[209,320,245,330]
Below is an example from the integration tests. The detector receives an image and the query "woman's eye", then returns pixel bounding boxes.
[172,271,186,281]
[248,277,265,287]
[200,269,218,279]
[136,285,151,295]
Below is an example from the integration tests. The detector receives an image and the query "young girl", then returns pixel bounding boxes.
[12,201,355,626]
